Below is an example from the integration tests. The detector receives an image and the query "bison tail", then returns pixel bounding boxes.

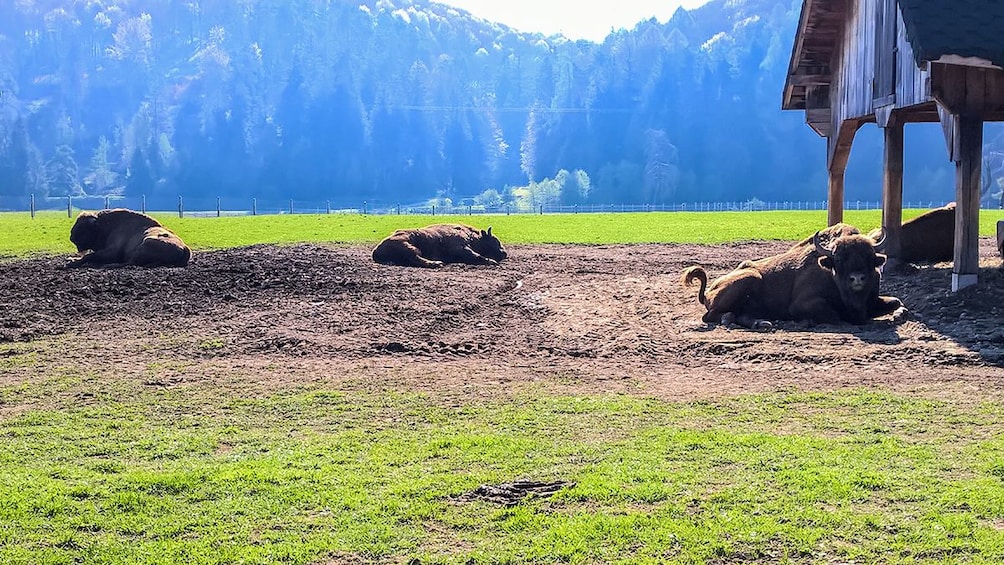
[681,266,709,305]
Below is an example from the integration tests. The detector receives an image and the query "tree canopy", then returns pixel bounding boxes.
[0,0,981,210]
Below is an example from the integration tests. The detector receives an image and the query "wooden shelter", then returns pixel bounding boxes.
[782,0,1004,291]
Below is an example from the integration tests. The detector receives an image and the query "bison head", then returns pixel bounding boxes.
[69,211,105,253]
[814,230,887,323]
[472,226,507,262]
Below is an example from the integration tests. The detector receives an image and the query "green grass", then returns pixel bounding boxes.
[5,209,1004,257]
[3,381,1004,564]
[5,208,1004,562]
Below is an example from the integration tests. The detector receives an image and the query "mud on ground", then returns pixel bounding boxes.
[1,240,1003,403]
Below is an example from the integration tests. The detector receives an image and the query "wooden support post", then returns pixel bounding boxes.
[952,116,982,291]
[826,122,858,226]
[827,170,844,226]
[997,220,1004,258]
[881,122,904,260]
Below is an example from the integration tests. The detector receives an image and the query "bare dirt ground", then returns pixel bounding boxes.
[2,240,1003,404]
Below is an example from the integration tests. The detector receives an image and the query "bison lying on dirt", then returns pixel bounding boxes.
[868,202,955,263]
[65,208,191,268]
[682,223,905,329]
[372,223,507,268]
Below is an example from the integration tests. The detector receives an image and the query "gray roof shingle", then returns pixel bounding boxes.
[899,0,1004,68]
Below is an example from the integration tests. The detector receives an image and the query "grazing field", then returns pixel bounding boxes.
[5,208,1004,258]
[2,213,1004,564]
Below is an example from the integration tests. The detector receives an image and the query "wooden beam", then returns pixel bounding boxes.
[875,105,894,128]
[788,74,831,87]
[952,115,982,291]
[881,123,904,261]
[826,119,858,226]
[802,85,831,136]
[827,120,859,174]
[930,63,1004,116]
[782,0,815,110]
[938,105,956,161]
[828,170,845,226]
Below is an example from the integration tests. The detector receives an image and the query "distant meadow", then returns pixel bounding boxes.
[5,209,1004,258]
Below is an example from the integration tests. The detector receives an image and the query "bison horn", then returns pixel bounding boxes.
[813,230,835,258]
[870,227,887,251]
[487,226,493,237]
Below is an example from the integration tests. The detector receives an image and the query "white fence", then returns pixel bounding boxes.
[0,194,977,217]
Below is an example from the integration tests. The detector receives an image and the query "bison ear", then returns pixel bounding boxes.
[817,256,834,271]
[874,253,887,268]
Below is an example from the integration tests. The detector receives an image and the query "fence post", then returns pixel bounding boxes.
[468,205,472,215]
[104,196,110,210]
[216,196,221,218]
[539,205,543,215]
[252,198,257,216]
[30,193,35,218]
[363,200,367,215]
[326,200,330,214]
[178,196,184,218]
[141,194,147,214]
[289,199,293,214]
[432,205,436,216]
[396,204,401,215]
[67,196,72,218]
[506,204,510,216]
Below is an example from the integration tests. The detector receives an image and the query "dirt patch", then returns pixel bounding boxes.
[1,240,1003,402]
[453,480,574,507]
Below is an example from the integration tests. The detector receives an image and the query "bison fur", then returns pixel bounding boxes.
[868,202,955,263]
[65,208,191,268]
[372,223,507,268]
[682,223,904,329]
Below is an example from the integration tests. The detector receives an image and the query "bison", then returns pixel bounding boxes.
[65,208,191,268]
[868,202,955,263]
[682,223,904,329]
[372,223,507,268]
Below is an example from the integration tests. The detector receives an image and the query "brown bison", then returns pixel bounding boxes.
[868,202,955,263]
[372,223,507,268]
[682,223,904,329]
[65,208,191,268]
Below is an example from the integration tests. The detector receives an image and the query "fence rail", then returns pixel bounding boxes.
[0,194,986,217]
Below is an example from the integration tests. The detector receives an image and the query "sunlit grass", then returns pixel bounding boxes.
[4,209,1004,257]
[2,379,1004,564]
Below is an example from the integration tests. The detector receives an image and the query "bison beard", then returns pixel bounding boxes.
[65,208,191,268]
[372,224,507,268]
[682,223,905,329]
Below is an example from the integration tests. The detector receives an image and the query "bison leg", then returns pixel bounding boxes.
[448,245,497,266]
[701,268,765,326]
[62,248,121,269]
[868,295,905,319]
[374,241,443,268]
[788,296,843,325]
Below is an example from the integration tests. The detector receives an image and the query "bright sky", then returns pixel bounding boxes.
[437,0,712,42]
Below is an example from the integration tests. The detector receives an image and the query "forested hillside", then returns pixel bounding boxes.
[0,0,993,210]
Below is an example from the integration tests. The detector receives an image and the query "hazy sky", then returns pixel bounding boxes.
[436,0,712,42]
